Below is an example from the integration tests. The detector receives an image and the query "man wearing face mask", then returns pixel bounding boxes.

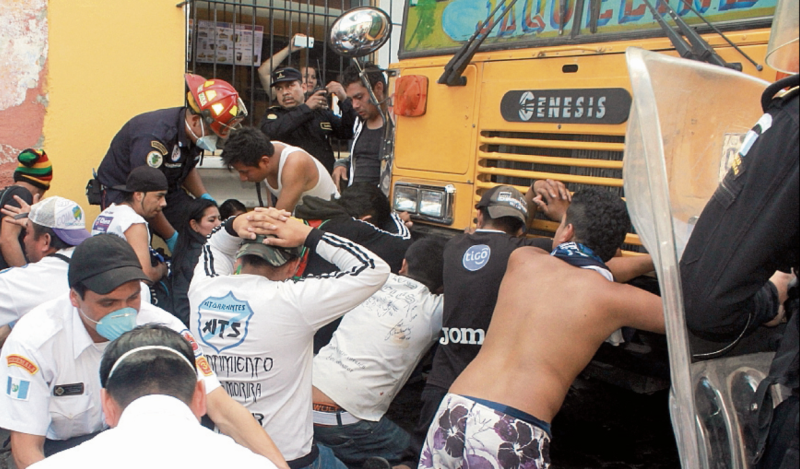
[0,234,288,469]
[95,74,247,252]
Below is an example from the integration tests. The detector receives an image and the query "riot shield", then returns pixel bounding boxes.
[623,48,772,469]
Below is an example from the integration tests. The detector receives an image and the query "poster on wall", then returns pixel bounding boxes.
[190,20,264,66]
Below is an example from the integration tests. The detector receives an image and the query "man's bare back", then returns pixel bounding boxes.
[450,246,665,424]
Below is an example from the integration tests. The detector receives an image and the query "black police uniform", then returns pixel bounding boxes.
[681,75,799,469]
[96,107,202,228]
[260,99,356,175]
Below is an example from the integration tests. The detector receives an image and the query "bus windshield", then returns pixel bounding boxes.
[401,0,776,57]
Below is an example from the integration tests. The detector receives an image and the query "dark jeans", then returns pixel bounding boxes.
[314,416,410,469]
[399,383,448,468]
[298,444,348,469]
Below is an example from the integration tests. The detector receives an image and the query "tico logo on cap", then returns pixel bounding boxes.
[463,244,491,272]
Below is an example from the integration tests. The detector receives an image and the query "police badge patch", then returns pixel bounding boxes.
[147,151,163,168]
[150,141,168,155]
[171,144,181,162]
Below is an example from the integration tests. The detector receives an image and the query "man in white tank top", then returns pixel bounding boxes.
[221,127,339,213]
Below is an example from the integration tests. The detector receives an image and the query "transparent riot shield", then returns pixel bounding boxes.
[623,48,772,469]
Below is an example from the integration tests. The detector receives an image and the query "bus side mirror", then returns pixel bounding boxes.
[329,6,392,58]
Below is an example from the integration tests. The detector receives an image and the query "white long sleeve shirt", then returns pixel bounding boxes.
[189,223,389,461]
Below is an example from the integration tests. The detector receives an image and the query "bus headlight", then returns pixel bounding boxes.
[392,183,455,225]
[394,185,418,213]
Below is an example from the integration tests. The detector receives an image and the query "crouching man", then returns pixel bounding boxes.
[312,237,446,468]
[420,189,665,469]
[189,208,390,469]
[29,325,278,468]
[0,234,286,469]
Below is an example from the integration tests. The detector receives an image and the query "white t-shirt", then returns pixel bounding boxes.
[313,274,443,421]
[0,248,74,327]
[265,143,340,203]
[91,203,149,244]
[90,203,153,303]
[29,394,275,469]
[0,297,220,440]
[189,224,389,461]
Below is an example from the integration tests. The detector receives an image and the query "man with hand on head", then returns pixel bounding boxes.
[190,206,390,469]
[0,148,52,269]
[29,325,279,468]
[0,234,287,469]
[0,197,91,343]
[222,127,339,213]
[261,67,356,174]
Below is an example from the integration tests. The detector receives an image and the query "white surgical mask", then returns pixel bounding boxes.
[186,118,219,153]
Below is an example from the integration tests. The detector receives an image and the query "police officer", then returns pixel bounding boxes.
[95,74,246,251]
[680,2,798,466]
[260,67,356,174]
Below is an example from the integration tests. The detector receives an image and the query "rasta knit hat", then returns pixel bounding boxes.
[14,148,52,190]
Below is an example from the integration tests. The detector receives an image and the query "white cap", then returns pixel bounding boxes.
[28,196,91,246]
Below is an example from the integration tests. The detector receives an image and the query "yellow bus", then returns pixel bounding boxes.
[388,0,778,247]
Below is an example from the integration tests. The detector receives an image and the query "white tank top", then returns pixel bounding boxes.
[265,143,340,203]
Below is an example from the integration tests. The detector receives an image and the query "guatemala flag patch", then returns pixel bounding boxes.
[6,376,31,401]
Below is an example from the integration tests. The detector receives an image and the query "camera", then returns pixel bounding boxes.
[305,87,330,107]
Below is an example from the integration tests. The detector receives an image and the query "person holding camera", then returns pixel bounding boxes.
[261,67,357,174]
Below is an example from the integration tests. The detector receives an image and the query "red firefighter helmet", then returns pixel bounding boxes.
[185,73,247,138]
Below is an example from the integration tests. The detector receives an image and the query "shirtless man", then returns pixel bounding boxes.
[221,127,339,212]
[418,188,665,469]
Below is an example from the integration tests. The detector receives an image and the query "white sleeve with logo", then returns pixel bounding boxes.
[0,338,52,436]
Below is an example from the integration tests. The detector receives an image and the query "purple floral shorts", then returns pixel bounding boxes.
[418,394,551,469]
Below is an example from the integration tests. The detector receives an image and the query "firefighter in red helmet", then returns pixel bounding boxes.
[94,74,247,251]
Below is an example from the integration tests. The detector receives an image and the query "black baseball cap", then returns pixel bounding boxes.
[113,166,168,193]
[236,235,301,267]
[475,185,529,225]
[271,67,303,87]
[68,234,150,294]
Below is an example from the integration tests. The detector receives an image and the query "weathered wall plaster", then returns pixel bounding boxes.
[0,0,49,188]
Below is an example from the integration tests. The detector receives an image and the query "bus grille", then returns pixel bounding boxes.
[477,130,643,251]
